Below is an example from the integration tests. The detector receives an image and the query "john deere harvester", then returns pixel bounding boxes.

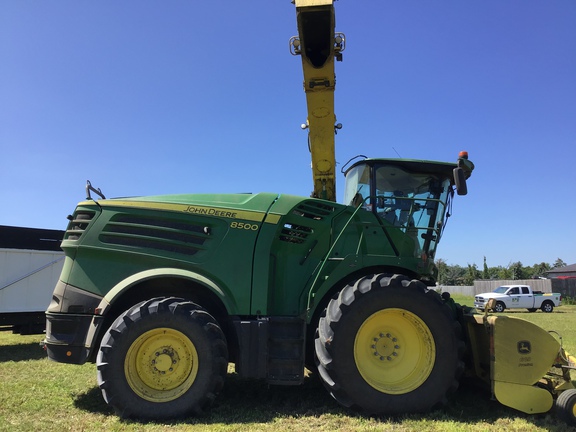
[44,0,575,425]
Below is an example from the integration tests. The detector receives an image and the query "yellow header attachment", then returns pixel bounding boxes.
[291,0,345,201]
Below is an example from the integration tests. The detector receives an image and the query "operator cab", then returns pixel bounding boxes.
[343,158,468,259]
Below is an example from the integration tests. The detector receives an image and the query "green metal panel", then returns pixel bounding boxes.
[58,162,456,320]
[253,198,346,316]
[60,193,281,316]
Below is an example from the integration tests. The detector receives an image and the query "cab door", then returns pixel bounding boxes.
[507,286,522,308]
[517,286,535,308]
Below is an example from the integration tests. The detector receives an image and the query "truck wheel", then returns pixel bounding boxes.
[96,297,228,419]
[556,389,576,426]
[541,301,554,313]
[315,274,464,415]
[527,308,537,313]
[493,302,506,313]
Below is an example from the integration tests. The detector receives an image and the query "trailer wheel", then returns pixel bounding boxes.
[541,301,554,313]
[96,297,228,419]
[493,302,506,313]
[315,274,464,415]
[556,389,576,426]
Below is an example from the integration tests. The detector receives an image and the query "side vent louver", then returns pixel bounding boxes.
[278,201,335,244]
[100,214,209,256]
[280,224,312,244]
[65,212,95,241]
[291,202,335,220]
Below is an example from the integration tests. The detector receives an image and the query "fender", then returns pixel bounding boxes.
[79,268,233,364]
[95,268,234,316]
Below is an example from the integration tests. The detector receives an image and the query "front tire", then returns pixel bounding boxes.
[96,297,228,419]
[493,302,506,313]
[315,274,464,415]
[556,389,576,426]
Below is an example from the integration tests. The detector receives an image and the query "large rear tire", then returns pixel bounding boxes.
[96,297,228,419]
[315,274,464,415]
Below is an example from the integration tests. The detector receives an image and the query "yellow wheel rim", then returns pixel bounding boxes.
[354,308,435,394]
[125,328,198,402]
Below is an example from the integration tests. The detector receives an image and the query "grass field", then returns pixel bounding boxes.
[1,300,575,432]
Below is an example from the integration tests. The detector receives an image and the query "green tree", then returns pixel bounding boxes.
[531,262,551,278]
[497,266,513,279]
[486,266,501,279]
[436,259,467,285]
[436,258,448,285]
[482,256,489,279]
[435,258,567,285]
[464,264,481,285]
[506,261,530,280]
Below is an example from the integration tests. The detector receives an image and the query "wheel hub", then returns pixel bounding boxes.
[151,348,178,373]
[371,333,401,361]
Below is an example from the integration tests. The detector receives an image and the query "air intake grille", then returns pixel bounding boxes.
[280,224,312,244]
[278,201,336,244]
[100,214,209,256]
[292,202,335,220]
[65,212,95,241]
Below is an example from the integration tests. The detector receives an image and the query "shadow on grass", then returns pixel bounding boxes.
[74,386,115,416]
[442,381,572,432]
[0,341,47,362]
[497,310,569,314]
[74,372,345,424]
[209,371,343,421]
[73,373,573,431]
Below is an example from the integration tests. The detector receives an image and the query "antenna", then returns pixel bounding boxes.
[392,147,402,158]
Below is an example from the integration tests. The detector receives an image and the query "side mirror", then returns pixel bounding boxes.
[453,167,468,196]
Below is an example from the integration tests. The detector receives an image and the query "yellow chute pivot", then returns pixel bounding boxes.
[291,0,345,202]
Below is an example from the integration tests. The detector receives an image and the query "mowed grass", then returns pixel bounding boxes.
[0,302,575,432]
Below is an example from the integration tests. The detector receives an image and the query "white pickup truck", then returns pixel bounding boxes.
[474,285,562,313]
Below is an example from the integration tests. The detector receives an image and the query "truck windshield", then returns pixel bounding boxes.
[344,161,453,259]
[493,286,508,294]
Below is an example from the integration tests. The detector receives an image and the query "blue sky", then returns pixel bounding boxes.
[1,0,575,268]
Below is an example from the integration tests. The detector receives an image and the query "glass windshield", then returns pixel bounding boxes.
[344,161,453,259]
[374,164,451,258]
[343,164,371,207]
[493,286,508,294]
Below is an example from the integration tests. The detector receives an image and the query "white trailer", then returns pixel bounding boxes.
[0,225,64,333]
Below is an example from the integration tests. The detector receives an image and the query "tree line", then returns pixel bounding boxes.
[436,257,568,286]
